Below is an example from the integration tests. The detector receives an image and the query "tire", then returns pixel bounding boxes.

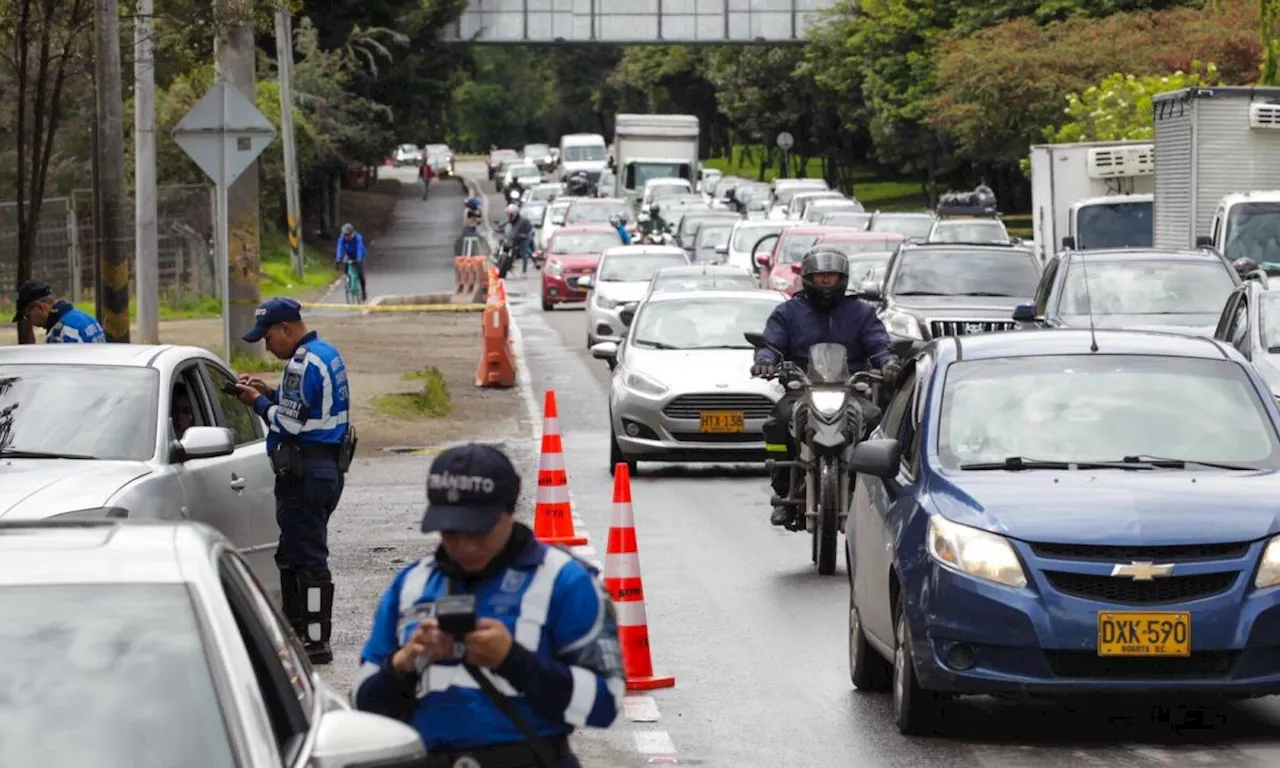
[541,296,554,311]
[816,457,840,575]
[893,598,945,735]
[610,426,637,476]
[849,590,892,691]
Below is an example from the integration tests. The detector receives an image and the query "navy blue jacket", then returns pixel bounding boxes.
[755,293,897,371]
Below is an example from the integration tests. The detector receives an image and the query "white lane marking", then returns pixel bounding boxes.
[624,695,661,722]
[634,730,677,754]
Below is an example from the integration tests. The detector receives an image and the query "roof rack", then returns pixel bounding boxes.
[937,187,999,218]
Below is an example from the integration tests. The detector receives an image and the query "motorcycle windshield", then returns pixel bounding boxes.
[807,344,849,385]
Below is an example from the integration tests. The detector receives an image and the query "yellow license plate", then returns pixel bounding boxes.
[1097,612,1190,657]
[699,411,745,433]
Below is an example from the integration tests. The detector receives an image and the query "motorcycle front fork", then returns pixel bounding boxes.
[769,446,852,533]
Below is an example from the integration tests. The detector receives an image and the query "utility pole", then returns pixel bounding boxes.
[274,6,304,279]
[216,0,262,358]
[94,0,129,342]
[134,0,159,343]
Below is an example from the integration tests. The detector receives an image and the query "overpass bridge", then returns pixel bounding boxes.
[441,0,836,44]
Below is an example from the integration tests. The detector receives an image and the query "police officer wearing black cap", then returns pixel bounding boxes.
[12,279,105,343]
[235,297,356,665]
[354,444,623,768]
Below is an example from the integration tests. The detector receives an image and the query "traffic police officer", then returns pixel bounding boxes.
[235,297,353,665]
[353,443,623,768]
[12,279,105,343]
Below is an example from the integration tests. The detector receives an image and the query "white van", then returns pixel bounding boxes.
[558,134,608,182]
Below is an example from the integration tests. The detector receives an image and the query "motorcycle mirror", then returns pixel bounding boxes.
[743,331,767,349]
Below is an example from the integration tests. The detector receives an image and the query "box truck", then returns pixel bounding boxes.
[613,114,700,202]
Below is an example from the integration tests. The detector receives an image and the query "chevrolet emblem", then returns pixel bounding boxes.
[1110,561,1174,580]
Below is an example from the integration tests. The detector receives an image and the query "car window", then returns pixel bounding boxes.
[566,202,632,225]
[939,355,1280,469]
[879,364,917,443]
[1059,259,1236,316]
[652,273,758,292]
[171,366,213,441]
[696,226,733,248]
[871,215,935,239]
[1257,293,1280,351]
[932,221,1008,243]
[205,364,262,445]
[1231,298,1250,355]
[778,234,821,264]
[550,232,623,254]
[732,225,786,252]
[0,583,235,766]
[823,212,874,229]
[1035,257,1060,316]
[599,253,689,282]
[821,237,903,255]
[632,297,778,349]
[891,249,1040,298]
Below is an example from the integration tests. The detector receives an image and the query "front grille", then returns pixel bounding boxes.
[1032,542,1251,562]
[1045,651,1238,680]
[929,319,1018,337]
[663,394,774,420]
[1044,571,1238,605]
[670,432,761,443]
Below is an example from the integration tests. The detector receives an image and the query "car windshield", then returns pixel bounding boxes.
[732,225,787,252]
[0,583,234,766]
[550,232,623,254]
[633,297,778,350]
[792,193,842,213]
[523,144,550,157]
[631,163,691,189]
[696,226,733,249]
[871,214,935,238]
[529,187,559,201]
[649,183,690,200]
[939,355,1280,469]
[0,365,158,460]
[681,215,736,236]
[599,253,689,282]
[774,184,827,206]
[563,144,605,162]
[823,212,874,229]
[806,202,860,221]
[892,249,1039,298]
[932,221,1008,243]
[521,204,548,224]
[779,234,821,264]
[567,202,632,225]
[548,202,572,225]
[820,237,902,255]
[845,252,893,280]
[512,165,540,178]
[652,272,758,292]
[1076,200,1154,250]
[1058,260,1235,316]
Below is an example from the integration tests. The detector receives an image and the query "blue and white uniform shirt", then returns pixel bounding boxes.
[252,331,350,452]
[45,301,105,344]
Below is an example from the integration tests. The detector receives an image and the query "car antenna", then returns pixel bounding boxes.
[1080,252,1099,352]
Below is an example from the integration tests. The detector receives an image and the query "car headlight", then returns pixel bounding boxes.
[771,275,793,291]
[1256,535,1280,588]
[545,259,563,277]
[623,370,668,396]
[882,309,924,340]
[926,515,1027,588]
[596,294,619,310]
[51,506,130,520]
[810,390,846,416]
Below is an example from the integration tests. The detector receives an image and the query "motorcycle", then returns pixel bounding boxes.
[745,332,882,575]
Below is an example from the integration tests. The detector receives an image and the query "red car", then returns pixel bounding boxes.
[755,226,865,295]
[540,224,625,311]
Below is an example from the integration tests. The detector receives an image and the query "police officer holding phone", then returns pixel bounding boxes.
[353,443,623,768]
[234,297,356,665]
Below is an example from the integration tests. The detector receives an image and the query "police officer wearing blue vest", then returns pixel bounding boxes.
[353,443,623,768]
[235,297,355,665]
[13,279,106,343]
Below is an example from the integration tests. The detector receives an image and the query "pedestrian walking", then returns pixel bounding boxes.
[352,443,623,768]
[420,159,435,200]
[235,297,357,665]
[12,279,105,343]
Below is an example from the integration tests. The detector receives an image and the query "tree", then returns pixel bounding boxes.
[1044,63,1221,144]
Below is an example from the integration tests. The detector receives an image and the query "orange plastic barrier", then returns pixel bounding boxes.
[532,391,590,546]
[604,463,676,691]
[473,277,517,388]
[454,256,487,300]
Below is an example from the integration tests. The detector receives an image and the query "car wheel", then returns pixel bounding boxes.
[849,590,892,692]
[542,297,553,311]
[587,332,595,350]
[893,598,945,735]
[610,426,637,476]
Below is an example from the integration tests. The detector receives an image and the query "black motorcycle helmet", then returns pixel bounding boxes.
[799,248,851,310]
[565,171,591,197]
[1233,256,1259,279]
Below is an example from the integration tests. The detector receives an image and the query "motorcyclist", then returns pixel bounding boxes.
[610,214,633,246]
[644,203,666,243]
[503,203,536,276]
[462,198,482,236]
[565,171,594,198]
[750,248,903,527]
[1233,256,1260,280]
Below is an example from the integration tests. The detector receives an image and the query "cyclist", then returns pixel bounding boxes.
[335,223,368,302]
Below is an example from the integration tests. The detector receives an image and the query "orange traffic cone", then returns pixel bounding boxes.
[533,391,589,547]
[604,463,675,691]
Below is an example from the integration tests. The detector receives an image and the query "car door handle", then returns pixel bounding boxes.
[230,475,247,491]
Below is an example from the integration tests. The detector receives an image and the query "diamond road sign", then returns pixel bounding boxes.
[172,81,276,187]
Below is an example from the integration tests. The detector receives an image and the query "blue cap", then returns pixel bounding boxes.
[242,297,302,342]
[421,444,522,534]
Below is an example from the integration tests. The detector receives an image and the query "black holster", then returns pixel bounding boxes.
[338,425,358,473]
[271,441,305,480]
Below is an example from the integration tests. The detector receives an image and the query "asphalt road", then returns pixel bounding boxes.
[467,165,1280,766]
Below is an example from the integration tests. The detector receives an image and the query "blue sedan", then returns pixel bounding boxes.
[844,328,1280,735]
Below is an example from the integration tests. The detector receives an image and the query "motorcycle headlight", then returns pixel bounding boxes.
[624,370,668,396]
[596,294,619,310]
[1256,535,1280,588]
[926,515,1027,588]
[51,506,130,520]
[883,309,924,340]
[545,259,563,277]
[810,390,846,416]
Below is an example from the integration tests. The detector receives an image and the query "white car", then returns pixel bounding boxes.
[927,217,1011,244]
[769,179,829,219]
[581,245,690,347]
[697,168,724,197]
[641,178,694,211]
[725,219,800,272]
[786,190,845,220]
[0,344,280,598]
[539,196,586,252]
[392,143,421,167]
[0,520,426,767]
[590,289,785,474]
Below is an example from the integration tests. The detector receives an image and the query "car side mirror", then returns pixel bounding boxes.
[619,303,638,326]
[310,709,426,768]
[715,244,729,255]
[1196,235,1214,249]
[1012,302,1038,322]
[590,341,619,367]
[576,275,593,289]
[1061,235,1076,250]
[754,253,769,268]
[172,426,235,462]
[849,438,902,478]
[855,282,881,302]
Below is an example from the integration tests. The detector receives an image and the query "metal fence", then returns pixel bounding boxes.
[0,185,218,304]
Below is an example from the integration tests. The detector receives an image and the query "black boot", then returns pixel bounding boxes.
[298,573,335,665]
[280,568,305,641]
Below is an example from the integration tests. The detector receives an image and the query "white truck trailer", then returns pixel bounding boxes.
[1153,86,1280,270]
[613,114,700,202]
[1029,140,1154,262]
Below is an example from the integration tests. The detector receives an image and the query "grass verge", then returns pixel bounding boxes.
[702,147,929,212]
[372,366,453,419]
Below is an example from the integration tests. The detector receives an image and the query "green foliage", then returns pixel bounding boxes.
[374,367,452,418]
[1046,63,1221,144]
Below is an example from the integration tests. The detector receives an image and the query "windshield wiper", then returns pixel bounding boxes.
[959,456,1152,471]
[685,344,754,349]
[1117,454,1259,471]
[957,291,1016,297]
[0,449,98,460]
[633,340,681,349]
[894,291,949,296]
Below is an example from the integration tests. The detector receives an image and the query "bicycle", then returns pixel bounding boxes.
[343,259,362,304]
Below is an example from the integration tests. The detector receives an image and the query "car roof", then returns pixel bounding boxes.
[935,217,1003,225]
[0,521,223,585]
[602,245,686,257]
[654,264,753,277]
[876,211,935,218]
[1063,248,1230,263]
[783,226,864,237]
[902,241,1029,254]
[816,232,905,242]
[552,223,616,234]
[644,288,782,304]
[575,197,629,205]
[0,343,221,368]
[936,328,1231,364]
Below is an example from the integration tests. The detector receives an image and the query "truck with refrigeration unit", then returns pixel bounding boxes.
[613,114,700,203]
